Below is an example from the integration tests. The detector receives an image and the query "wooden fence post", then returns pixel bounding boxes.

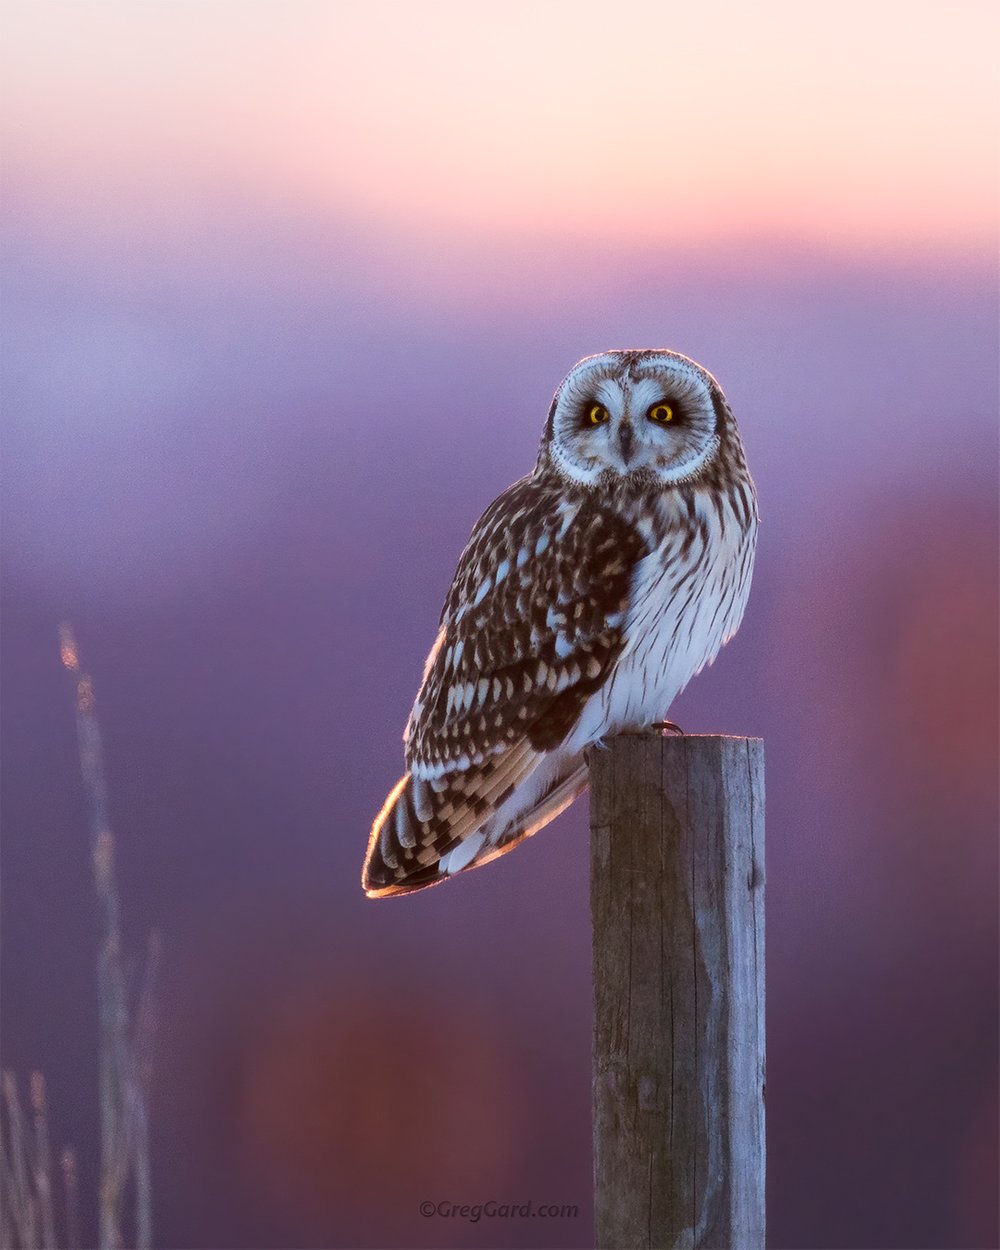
[588,733,765,1250]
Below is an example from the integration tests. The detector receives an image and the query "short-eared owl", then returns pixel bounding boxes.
[363,349,758,897]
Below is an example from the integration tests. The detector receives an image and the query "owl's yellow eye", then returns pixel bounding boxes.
[647,402,675,423]
[586,403,610,426]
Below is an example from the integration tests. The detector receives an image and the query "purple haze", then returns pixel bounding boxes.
[2,206,997,1247]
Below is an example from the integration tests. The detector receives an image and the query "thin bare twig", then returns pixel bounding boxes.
[2,1072,37,1250]
[60,1150,79,1250]
[29,1075,56,1250]
[132,932,160,1250]
[1,1131,14,1250]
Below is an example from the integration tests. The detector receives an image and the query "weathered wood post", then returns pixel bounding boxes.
[588,733,765,1250]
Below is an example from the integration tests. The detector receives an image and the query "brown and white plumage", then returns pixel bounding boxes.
[363,349,758,897]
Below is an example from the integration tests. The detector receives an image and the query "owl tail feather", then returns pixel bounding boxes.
[362,751,589,899]
[362,775,443,898]
[363,742,539,898]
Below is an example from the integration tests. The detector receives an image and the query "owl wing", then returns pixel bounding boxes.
[363,475,649,896]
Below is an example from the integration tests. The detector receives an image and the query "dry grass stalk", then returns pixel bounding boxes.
[29,1075,56,1250]
[2,1071,38,1250]
[0,628,158,1250]
[59,1151,78,1250]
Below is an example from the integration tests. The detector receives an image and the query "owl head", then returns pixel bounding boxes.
[538,349,733,488]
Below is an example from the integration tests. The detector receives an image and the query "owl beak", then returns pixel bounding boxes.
[617,423,635,467]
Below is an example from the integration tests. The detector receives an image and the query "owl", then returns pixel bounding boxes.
[363,349,758,897]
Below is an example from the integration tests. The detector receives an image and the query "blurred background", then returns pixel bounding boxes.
[1,2,997,1247]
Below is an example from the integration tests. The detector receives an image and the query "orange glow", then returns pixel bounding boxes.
[237,989,522,1245]
[58,623,79,672]
[1,1,995,259]
[363,774,410,898]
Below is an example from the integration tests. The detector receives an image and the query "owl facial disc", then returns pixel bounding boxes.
[543,349,723,488]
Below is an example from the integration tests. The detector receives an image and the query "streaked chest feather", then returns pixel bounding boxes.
[592,489,755,733]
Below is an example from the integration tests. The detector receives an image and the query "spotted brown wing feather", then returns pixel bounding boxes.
[362,474,647,897]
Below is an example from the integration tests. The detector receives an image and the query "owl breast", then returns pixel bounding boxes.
[565,484,756,750]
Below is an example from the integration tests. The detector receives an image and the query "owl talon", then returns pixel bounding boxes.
[650,720,684,735]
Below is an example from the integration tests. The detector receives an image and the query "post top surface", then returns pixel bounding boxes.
[611,731,762,741]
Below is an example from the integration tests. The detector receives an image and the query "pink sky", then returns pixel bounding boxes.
[2,0,996,259]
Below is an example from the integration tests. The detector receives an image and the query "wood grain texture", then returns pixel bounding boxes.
[589,733,765,1250]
